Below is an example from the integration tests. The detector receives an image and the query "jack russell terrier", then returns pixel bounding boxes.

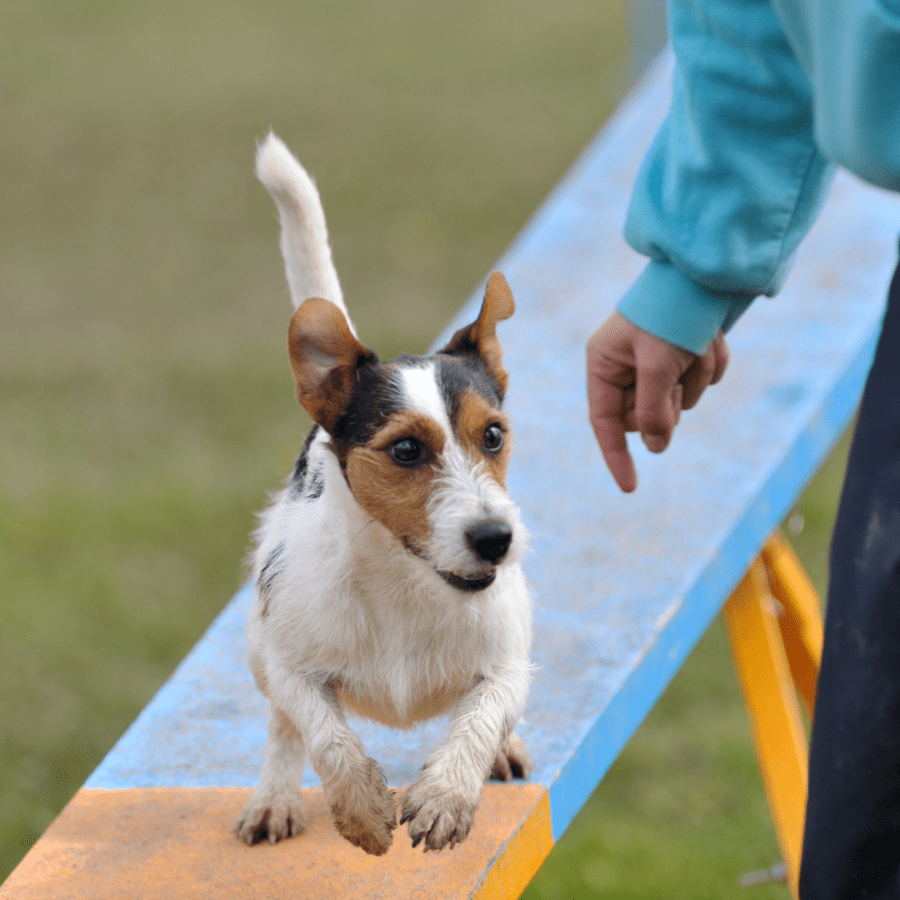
[236,133,533,855]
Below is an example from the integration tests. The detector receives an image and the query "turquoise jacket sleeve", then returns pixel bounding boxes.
[790,0,900,192]
[619,0,900,354]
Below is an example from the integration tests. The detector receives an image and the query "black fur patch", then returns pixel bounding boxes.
[433,352,504,426]
[257,540,286,620]
[289,425,322,500]
[328,359,408,465]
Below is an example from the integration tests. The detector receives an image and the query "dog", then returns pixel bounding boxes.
[235,133,533,856]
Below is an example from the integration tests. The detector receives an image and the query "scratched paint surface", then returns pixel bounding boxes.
[87,53,900,840]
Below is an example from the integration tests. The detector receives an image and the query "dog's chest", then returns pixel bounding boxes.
[323,585,493,728]
[333,677,468,729]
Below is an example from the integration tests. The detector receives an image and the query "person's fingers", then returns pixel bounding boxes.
[680,350,716,410]
[679,331,730,410]
[587,369,638,492]
[586,313,726,488]
[633,351,683,453]
[586,319,639,492]
[590,410,638,493]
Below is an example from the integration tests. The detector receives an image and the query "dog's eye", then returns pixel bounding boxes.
[389,438,424,466]
[483,424,504,454]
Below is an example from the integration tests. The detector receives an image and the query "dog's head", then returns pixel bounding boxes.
[287,272,523,592]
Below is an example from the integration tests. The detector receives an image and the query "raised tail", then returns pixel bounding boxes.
[255,132,355,333]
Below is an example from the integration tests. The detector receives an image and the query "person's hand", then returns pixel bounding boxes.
[586,311,729,492]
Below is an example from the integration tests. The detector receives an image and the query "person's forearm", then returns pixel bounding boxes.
[621,0,835,350]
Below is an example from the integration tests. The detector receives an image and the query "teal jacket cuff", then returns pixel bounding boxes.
[618,260,754,354]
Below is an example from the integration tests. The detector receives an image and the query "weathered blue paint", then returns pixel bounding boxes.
[541,318,877,839]
[86,54,900,856]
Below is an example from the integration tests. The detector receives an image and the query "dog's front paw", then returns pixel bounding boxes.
[490,732,534,781]
[400,780,478,852]
[236,789,307,845]
[329,758,397,856]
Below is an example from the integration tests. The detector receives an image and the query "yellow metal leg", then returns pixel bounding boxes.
[723,533,823,900]
[762,531,824,718]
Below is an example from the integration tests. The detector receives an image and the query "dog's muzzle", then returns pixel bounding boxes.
[404,517,514,593]
[436,518,513,593]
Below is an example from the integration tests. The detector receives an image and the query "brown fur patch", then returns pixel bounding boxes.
[441,272,515,397]
[344,412,446,550]
[287,297,377,433]
[454,390,512,488]
[335,679,467,729]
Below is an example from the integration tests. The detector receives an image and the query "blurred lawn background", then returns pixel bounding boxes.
[0,2,850,896]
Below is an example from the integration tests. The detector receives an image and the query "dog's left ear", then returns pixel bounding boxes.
[441,271,515,397]
[288,297,378,433]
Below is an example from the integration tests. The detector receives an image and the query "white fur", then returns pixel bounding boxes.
[425,450,527,579]
[399,364,454,435]
[248,450,530,729]
[255,132,356,334]
[237,134,533,855]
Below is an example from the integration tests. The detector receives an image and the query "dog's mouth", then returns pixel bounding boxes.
[401,537,498,593]
[436,569,497,593]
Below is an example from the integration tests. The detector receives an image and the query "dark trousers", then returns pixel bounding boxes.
[800,248,900,900]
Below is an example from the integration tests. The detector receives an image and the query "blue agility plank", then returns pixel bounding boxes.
[5,52,900,899]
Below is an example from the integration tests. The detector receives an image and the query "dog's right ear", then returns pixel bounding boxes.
[288,297,378,433]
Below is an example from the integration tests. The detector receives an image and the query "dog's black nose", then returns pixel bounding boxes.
[466,519,513,563]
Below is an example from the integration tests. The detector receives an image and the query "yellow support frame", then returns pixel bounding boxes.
[723,531,824,899]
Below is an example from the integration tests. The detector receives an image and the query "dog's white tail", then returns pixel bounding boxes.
[255,132,355,334]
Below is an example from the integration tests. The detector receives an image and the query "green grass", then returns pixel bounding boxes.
[0,1,849,894]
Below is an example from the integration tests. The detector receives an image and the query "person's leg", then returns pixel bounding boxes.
[800,248,900,900]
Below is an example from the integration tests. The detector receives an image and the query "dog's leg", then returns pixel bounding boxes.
[261,673,397,855]
[489,731,534,781]
[236,706,308,845]
[401,665,529,851]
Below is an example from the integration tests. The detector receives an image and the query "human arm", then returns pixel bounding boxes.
[589,0,836,490]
